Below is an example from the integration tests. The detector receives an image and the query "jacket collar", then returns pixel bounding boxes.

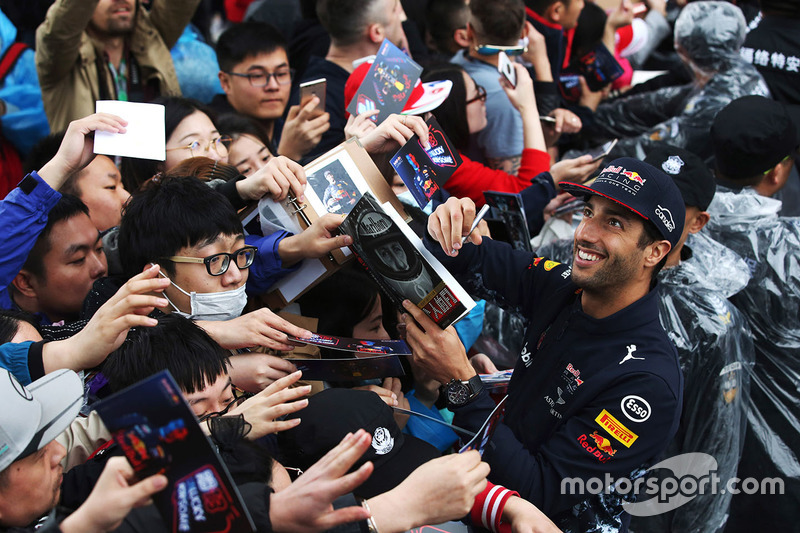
[573,284,662,334]
[526,7,563,30]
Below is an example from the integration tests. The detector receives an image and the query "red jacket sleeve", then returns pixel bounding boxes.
[444,149,551,207]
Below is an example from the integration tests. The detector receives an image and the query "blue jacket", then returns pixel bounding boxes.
[0,10,49,155]
[427,235,683,532]
[0,172,61,312]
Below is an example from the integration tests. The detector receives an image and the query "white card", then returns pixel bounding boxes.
[93,100,166,161]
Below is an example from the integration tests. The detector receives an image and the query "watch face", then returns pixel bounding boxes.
[447,382,470,406]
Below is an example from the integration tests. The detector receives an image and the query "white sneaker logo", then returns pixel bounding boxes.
[619,344,645,365]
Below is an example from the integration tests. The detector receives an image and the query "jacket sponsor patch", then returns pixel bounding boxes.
[595,409,638,447]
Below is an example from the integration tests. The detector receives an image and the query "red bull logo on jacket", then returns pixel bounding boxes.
[577,432,617,462]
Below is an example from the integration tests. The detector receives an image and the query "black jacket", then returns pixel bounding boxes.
[427,235,683,532]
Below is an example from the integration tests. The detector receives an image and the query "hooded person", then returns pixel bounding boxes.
[702,105,800,532]
[585,1,769,162]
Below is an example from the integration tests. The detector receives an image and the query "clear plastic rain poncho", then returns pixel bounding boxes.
[588,1,769,162]
[704,188,800,531]
[538,231,755,533]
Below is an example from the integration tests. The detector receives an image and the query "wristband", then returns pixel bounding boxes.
[470,481,519,533]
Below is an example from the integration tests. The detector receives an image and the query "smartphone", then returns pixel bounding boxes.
[497,51,517,88]
[540,115,556,124]
[584,139,619,162]
[299,78,327,116]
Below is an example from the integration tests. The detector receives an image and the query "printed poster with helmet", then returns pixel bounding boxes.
[339,192,475,329]
[345,39,422,125]
[95,371,255,533]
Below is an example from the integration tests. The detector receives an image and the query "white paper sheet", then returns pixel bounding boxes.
[93,100,166,160]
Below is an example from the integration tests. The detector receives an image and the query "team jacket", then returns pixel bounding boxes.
[428,236,683,531]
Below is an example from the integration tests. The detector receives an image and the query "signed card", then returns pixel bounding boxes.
[390,117,462,208]
[346,39,422,124]
[288,334,411,356]
[284,354,405,381]
[459,395,508,456]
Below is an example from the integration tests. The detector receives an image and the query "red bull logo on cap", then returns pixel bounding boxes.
[601,165,647,186]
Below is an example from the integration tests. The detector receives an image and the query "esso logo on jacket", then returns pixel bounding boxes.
[621,395,651,423]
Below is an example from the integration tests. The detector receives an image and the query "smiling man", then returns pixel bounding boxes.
[405,158,685,532]
[36,0,200,131]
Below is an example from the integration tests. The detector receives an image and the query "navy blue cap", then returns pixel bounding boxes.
[560,157,686,249]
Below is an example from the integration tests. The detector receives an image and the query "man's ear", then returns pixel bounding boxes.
[546,1,566,25]
[218,71,233,95]
[644,240,671,268]
[454,27,471,49]
[367,22,384,44]
[688,211,710,234]
[11,270,39,299]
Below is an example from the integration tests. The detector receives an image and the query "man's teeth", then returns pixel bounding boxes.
[578,250,600,261]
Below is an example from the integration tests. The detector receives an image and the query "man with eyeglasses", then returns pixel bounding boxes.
[117,173,353,393]
[35,0,200,132]
[213,22,330,163]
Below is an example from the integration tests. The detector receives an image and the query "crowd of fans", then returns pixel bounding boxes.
[0,0,798,531]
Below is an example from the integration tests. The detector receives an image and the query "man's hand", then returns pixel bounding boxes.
[470,353,499,374]
[402,299,475,384]
[269,430,374,533]
[521,22,552,82]
[352,382,399,407]
[59,457,167,533]
[43,265,169,374]
[354,377,409,427]
[357,113,429,154]
[228,352,300,393]
[577,77,607,112]
[549,154,602,184]
[277,97,331,161]
[236,155,307,202]
[368,452,490,532]
[278,213,353,267]
[38,113,127,189]
[502,496,563,533]
[428,196,482,257]
[200,307,313,352]
[501,63,537,114]
[229,370,310,438]
[551,108,582,135]
[345,110,379,140]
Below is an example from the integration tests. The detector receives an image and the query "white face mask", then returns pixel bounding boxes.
[158,270,248,321]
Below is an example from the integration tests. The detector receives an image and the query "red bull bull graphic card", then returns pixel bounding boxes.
[95,371,255,533]
[346,39,422,124]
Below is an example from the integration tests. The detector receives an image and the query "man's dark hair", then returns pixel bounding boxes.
[525,0,567,16]
[317,0,386,47]
[22,194,90,280]
[637,218,669,286]
[0,309,42,344]
[426,0,469,55]
[470,0,525,45]
[23,132,65,176]
[422,64,470,152]
[118,175,244,279]
[120,97,216,193]
[215,22,289,73]
[103,314,230,394]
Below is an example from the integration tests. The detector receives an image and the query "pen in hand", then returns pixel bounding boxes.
[461,204,491,245]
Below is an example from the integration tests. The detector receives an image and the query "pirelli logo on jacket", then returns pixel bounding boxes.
[595,409,638,448]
